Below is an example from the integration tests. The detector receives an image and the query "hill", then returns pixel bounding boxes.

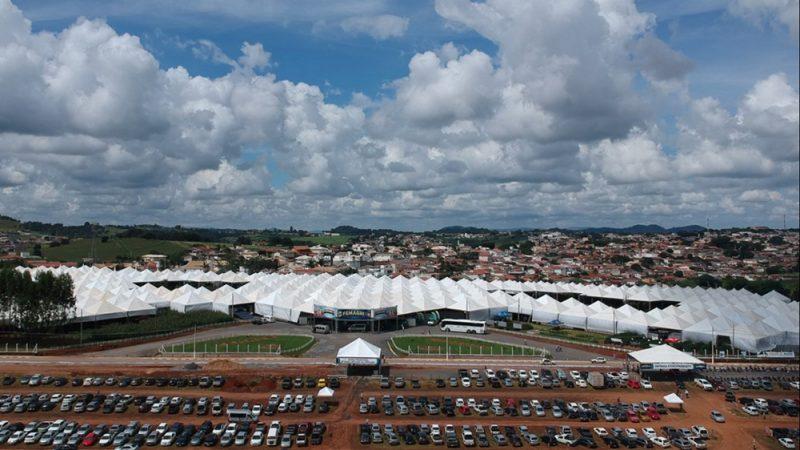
[0,215,20,232]
[42,237,191,262]
[578,224,706,234]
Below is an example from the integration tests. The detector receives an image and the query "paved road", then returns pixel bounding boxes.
[88,321,602,361]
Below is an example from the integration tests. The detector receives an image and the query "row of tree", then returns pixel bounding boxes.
[0,268,75,330]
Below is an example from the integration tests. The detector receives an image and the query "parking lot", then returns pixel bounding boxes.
[0,361,797,449]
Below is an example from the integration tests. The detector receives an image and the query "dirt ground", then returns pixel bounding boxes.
[0,361,798,450]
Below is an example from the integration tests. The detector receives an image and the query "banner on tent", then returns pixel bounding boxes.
[313,305,397,320]
[640,362,706,371]
[336,357,379,366]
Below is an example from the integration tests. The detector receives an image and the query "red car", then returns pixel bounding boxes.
[627,410,640,423]
[647,407,661,420]
[627,379,641,389]
[82,432,99,446]
[459,405,471,415]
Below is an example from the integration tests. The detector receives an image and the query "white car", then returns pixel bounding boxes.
[619,371,629,381]
[651,436,671,448]
[160,431,176,446]
[625,428,638,439]
[779,438,796,449]
[641,379,653,389]
[570,370,581,380]
[742,405,760,416]
[688,437,708,449]
[485,369,495,378]
[593,428,608,437]
[576,379,587,388]
[461,377,471,387]
[710,410,725,423]
[643,428,657,439]
[555,434,577,445]
[754,398,769,410]
[789,381,800,390]
[470,369,479,379]
[591,357,607,364]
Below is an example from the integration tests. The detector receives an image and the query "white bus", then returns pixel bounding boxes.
[440,319,486,334]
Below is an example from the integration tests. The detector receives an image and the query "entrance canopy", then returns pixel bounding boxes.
[336,338,382,366]
[629,344,705,371]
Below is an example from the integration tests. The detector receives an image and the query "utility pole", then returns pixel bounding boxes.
[193,325,197,359]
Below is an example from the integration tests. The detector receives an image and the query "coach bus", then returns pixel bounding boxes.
[439,319,486,334]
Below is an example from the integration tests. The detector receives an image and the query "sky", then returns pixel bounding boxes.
[0,0,798,231]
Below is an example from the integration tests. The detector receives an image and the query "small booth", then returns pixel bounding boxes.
[628,344,705,381]
[336,338,383,376]
[663,392,685,412]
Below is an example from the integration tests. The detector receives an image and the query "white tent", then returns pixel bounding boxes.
[336,338,382,365]
[317,387,335,397]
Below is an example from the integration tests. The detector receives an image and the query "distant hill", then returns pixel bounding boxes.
[329,225,403,236]
[578,224,706,234]
[0,215,21,232]
[434,226,493,234]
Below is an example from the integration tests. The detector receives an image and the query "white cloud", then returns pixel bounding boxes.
[0,0,797,229]
[729,0,799,39]
[581,129,672,184]
[340,14,409,40]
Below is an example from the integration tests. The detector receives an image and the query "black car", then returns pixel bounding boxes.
[203,433,219,447]
[281,377,292,389]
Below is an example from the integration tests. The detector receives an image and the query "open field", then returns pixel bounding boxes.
[163,334,315,356]
[528,323,611,345]
[391,335,547,357]
[42,237,192,262]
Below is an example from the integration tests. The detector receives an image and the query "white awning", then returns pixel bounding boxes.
[336,338,382,365]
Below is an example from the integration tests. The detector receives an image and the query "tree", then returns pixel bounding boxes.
[0,268,75,330]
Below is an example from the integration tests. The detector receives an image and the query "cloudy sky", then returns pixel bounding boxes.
[0,0,797,230]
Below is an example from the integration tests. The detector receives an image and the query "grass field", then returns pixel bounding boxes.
[0,217,20,232]
[289,234,353,245]
[163,335,315,356]
[43,237,191,262]
[391,335,546,357]
[528,323,609,345]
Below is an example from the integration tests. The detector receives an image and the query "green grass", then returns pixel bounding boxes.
[0,217,20,232]
[0,310,235,348]
[163,335,315,356]
[528,323,609,345]
[43,237,191,262]
[66,310,234,344]
[289,234,353,245]
[391,336,545,357]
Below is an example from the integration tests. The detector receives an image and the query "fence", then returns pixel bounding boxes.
[160,335,315,357]
[389,335,549,358]
[0,343,38,354]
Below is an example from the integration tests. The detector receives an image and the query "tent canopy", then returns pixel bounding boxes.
[336,338,382,366]
[629,344,703,365]
[317,387,335,397]
[663,393,684,404]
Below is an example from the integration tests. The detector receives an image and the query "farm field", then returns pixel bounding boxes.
[42,237,192,262]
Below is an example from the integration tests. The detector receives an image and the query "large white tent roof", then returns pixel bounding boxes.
[16,266,798,353]
[628,344,703,365]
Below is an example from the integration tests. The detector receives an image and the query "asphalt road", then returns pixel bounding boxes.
[87,321,602,362]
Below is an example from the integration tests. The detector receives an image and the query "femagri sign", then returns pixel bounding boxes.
[639,362,706,371]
